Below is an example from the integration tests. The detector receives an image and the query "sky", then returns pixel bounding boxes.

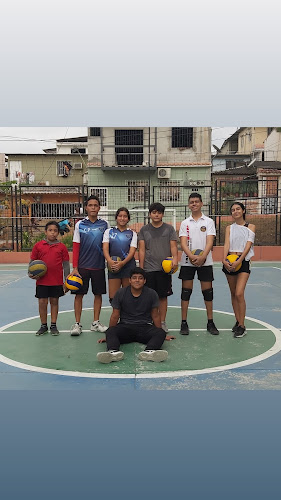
[0,127,238,155]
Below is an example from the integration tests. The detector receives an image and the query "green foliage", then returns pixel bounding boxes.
[60,233,73,249]
[22,231,45,250]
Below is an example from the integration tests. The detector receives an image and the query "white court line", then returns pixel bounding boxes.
[0,275,27,287]
[0,307,280,379]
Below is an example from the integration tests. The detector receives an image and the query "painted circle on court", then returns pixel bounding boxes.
[0,307,280,379]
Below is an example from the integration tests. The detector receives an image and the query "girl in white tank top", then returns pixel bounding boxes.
[222,202,256,338]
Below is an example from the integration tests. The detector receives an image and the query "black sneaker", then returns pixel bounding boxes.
[207,321,219,335]
[50,325,59,336]
[232,321,239,332]
[35,325,48,336]
[180,321,190,335]
[234,326,246,338]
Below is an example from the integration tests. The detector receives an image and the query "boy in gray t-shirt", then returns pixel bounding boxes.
[138,203,178,334]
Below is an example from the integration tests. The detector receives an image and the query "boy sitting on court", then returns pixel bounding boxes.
[29,221,70,336]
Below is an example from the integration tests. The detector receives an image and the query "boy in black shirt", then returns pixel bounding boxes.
[97,268,168,363]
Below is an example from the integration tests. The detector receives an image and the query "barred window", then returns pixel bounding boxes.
[71,148,86,154]
[89,187,107,207]
[172,128,193,148]
[115,129,143,165]
[56,161,73,177]
[127,180,148,202]
[31,203,77,219]
[89,128,101,136]
[159,180,180,202]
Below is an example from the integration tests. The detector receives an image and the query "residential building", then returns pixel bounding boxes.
[87,127,212,220]
[212,127,273,172]
[3,137,88,221]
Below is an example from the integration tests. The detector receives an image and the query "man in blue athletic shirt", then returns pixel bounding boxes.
[70,195,110,336]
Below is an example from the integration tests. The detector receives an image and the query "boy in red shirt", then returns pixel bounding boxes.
[29,221,70,336]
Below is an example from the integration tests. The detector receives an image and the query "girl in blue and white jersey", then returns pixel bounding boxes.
[103,207,137,302]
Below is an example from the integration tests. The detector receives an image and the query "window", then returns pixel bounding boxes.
[57,161,73,177]
[71,148,86,154]
[171,128,193,148]
[127,180,148,202]
[115,129,143,165]
[89,128,101,136]
[159,180,180,202]
[89,187,107,207]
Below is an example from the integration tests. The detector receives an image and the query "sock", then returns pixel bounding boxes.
[207,319,214,324]
[41,323,47,327]
[51,322,57,327]
[181,320,187,324]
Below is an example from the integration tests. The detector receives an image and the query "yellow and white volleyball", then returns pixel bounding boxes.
[162,257,178,275]
[226,254,242,272]
[65,275,83,291]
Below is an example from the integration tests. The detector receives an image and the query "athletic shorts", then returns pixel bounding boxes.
[145,271,173,298]
[71,268,106,295]
[108,258,136,280]
[222,259,251,276]
[35,285,64,299]
[179,265,214,282]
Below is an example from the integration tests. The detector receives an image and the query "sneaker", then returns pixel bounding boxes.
[232,321,239,332]
[70,323,82,336]
[138,350,168,362]
[234,326,246,338]
[207,321,219,335]
[35,325,48,336]
[180,321,190,335]
[50,325,59,336]
[161,321,169,333]
[97,350,124,364]
[91,320,108,333]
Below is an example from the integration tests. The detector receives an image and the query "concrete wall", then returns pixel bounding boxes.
[0,153,7,182]
[1,247,281,264]
[264,129,281,161]
[238,127,268,155]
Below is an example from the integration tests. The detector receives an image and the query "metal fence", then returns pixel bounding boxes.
[1,182,281,251]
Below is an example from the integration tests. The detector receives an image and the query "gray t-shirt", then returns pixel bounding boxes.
[138,222,178,272]
[111,286,159,324]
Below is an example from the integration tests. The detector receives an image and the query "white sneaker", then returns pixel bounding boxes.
[138,350,168,362]
[97,350,124,364]
[161,321,169,333]
[70,323,82,336]
[91,320,108,333]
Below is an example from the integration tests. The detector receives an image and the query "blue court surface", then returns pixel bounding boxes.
[0,262,281,390]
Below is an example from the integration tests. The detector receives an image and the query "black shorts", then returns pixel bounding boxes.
[145,271,173,298]
[35,285,64,299]
[71,268,106,295]
[222,259,251,276]
[179,265,214,282]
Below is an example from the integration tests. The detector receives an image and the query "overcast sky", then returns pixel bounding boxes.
[0,127,238,154]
